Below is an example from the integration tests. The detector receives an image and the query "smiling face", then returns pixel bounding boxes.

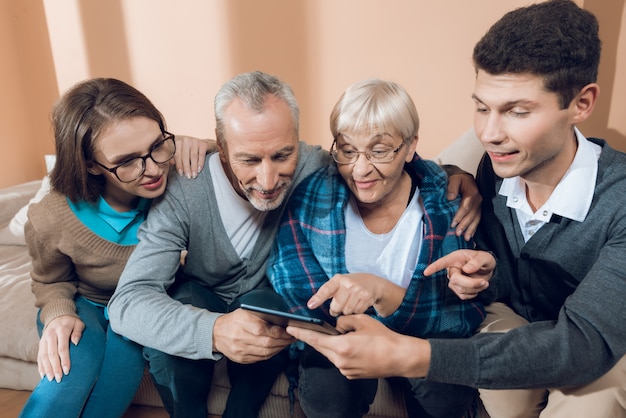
[217,95,299,212]
[89,116,170,211]
[336,130,416,209]
[472,70,579,186]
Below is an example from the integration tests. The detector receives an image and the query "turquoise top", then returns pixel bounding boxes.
[67,196,150,245]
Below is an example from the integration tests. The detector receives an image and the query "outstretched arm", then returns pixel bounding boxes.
[287,314,431,379]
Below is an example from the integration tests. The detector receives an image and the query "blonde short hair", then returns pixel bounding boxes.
[330,78,419,141]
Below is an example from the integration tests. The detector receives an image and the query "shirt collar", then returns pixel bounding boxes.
[499,128,601,222]
[96,196,149,233]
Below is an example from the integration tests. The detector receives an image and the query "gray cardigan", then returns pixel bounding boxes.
[108,142,329,360]
[428,138,626,389]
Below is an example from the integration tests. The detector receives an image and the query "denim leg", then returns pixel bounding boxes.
[143,280,227,418]
[144,347,215,418]
[297,346,377,418]
[80,324,145,418]
[223,350,290,418]
[222,288,291,418]
[19,298,107,418]
[402,377,477,418]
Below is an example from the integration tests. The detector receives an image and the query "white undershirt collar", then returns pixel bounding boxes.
[499,128,601,240]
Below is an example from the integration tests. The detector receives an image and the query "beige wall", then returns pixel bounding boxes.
[2,0,625,189]
[1,0,57,188]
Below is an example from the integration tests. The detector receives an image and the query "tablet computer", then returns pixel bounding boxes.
[240,303,340,336]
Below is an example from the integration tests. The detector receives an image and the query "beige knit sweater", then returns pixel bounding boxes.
[24,191,136,326]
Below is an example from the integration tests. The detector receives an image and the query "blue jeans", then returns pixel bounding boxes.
[144,282,289,418]
[20,297,145,418]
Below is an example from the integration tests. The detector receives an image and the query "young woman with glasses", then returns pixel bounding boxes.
[19,78,208,418]
[268,79,485,418]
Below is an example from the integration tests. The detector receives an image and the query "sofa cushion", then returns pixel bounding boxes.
[0,155,55,246]
[0,245,39,363]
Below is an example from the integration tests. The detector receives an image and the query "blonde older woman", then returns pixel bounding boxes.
[268,79,485,418]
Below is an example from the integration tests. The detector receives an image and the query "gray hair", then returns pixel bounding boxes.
[330,78,419,141]
[214,71,300,142]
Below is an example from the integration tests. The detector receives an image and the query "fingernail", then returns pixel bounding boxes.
[46,373,53,382]
[447,193,455,200]
[451,221,458,228]
[55,373,62,383]
[39,371,44,379]
[192,171,197,178]
[63,365,69,375]
[198,166,203,173]
[178,169,183,176]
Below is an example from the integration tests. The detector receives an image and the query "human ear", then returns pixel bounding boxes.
[215,133,228,164]
[571,83,600,124]
[405,135,418,162]
[86,162,101,176]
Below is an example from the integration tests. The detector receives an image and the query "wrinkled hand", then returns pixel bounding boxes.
[286,314,431,379]
[213,309,294,364]
[307,273,404,318]
[171,135,215,179]
[37,315,84,383]
[447,173,482,241]
[423,249,495,299]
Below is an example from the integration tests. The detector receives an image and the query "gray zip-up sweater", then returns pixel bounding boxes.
[108,142,329,360]
[428,138,626,389]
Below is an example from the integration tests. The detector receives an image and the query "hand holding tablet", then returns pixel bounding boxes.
[240,304,341,335]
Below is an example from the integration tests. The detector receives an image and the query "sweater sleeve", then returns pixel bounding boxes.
[108,171,222,361]
[25,197,79,325]
[427,145,626,389]
[429,218,626,389]
[429,297,625,389]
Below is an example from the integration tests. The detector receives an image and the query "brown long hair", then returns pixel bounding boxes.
[50,78,166,202]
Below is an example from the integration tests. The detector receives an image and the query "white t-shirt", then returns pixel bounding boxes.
[208,153,267,259]
[344,190,424,289]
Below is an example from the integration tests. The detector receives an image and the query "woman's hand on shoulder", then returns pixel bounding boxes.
[446,171,482,241]
[37,315,85,383]
[171,135,217,179]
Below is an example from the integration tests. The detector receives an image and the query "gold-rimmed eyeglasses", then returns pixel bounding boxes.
[330,138,405,165]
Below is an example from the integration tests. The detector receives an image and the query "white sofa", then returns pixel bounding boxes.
[0,130,485,417]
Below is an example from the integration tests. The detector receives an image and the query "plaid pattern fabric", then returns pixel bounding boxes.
[268,155,485,338]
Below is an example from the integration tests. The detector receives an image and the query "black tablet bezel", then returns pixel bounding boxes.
[240,304,340,336]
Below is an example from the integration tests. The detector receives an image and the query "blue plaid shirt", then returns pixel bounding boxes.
[268,155,484,338]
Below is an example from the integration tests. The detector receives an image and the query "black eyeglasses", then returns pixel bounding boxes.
[330,138,405,165]
[93,132,176,183]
